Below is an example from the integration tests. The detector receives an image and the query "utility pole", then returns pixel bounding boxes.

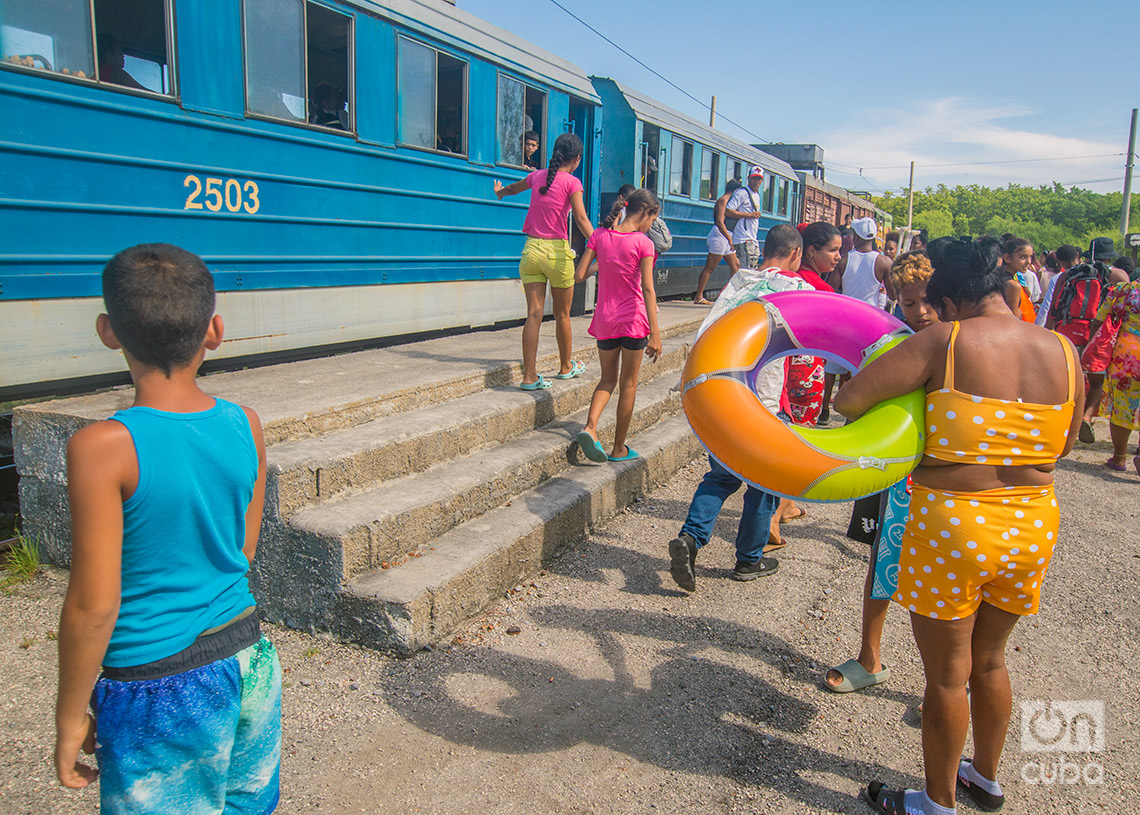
[709,96,717,128]
[1122,108,1137,236]
[906,161,915,231]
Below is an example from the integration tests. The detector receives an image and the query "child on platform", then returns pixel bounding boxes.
[494,132,595,390]
[55,244,280,814]
[826,250,939,693]
[573,188,662,462]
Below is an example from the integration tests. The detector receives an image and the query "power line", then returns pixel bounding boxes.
[543,0,771,144]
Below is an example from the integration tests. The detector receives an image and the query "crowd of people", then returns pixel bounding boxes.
[48,131,1138,815]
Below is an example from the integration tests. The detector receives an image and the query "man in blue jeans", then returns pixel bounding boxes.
[668,224,810,590]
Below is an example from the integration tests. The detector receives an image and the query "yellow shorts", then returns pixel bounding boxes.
[894,484,1058,620]
[520,237,575,289]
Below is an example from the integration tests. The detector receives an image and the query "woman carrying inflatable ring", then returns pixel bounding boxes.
[836,236,1083,815]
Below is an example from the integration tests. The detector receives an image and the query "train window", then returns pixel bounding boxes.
[641,124,660,191]
[243,0,353,130]
[699,149,719,200]
[399,38,467,155]
[731,160,743,184]
[669,135,692,197]
[780,179,790,216]
[497,75,546,168]
[93,0,172,94]
[305,4,352,131]
[244,0,306,121]
[764,175,776,212]
[1,0,173,93]
[2,0,93,79]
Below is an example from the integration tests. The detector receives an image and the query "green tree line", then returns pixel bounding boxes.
[872,184,1140,252]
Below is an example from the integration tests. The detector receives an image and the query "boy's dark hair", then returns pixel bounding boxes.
[1112,256,1135,275]
[617,183,637,199]
[724,178,743,194]
[102,243,216,376]
[1056,244,1080,265]
[523,130,539,142]
[763,223,803,261]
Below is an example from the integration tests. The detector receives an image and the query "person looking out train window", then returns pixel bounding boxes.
[97,34,145,91]
[308,82,345,130]
[523,131,541,169]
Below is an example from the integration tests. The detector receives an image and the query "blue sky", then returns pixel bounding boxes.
[461,0,1138,194]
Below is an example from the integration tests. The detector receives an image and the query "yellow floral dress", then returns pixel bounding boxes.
[1098,280,1140,429]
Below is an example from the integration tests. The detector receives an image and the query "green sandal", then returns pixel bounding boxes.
[825,658,891,693]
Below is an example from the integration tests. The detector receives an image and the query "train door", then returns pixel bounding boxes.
[640,124,661,196]
[567,97,596,314]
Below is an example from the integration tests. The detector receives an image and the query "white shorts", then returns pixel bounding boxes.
[706,227,735,256]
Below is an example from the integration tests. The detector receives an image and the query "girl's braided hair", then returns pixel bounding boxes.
[541,133,584,194]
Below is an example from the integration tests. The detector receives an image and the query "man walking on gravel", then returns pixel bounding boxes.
[668,225,812,591]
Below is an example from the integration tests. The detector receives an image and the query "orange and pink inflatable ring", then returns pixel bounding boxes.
[682,290,925,502]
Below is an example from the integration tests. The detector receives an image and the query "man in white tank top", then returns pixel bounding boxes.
[831,217,894,308]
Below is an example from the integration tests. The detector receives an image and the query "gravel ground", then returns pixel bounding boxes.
[3,422,1138,814]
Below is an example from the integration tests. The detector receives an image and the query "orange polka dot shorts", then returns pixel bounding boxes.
[894,484,1059,620]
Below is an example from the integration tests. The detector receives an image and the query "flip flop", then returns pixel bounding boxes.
[1105,457,1127,472]
[957,757,1005,812]
[694,297,713,305]
[607,446,639,462]
[575,430,608,463]
[554,360,585,380]
[519,376,551,391]
[783,506,808,522]
[825,658,891,693]
[763,533,785,554]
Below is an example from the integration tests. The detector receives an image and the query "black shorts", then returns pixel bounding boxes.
[597,336,649,351]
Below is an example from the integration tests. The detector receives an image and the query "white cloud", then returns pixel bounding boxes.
[815,97,1126,193]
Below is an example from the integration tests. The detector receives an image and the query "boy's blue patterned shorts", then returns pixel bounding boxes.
[92,637,281,815]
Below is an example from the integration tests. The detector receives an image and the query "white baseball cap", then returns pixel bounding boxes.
[748,165,766,178]
[851,217,877,240]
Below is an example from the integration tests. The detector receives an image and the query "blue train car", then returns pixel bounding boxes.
[0,0,602,397]
[590,78,800,299]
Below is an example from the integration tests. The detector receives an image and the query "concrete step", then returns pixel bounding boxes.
[266,336,691,518]
[286,370,685,581]
[333,413,703,654]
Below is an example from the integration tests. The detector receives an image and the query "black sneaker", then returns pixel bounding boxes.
[816,408,831,426]
[731,557,779,581]
[668,534,698,592]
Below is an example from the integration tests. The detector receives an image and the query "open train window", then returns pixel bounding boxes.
[640,124,659,191]
[0,0,172,94]
[764,174,776,212]
[700,149,719,201]
[243,0,354,132]
[781,179,790,216]
[398,37,467,155]
[669,135,692,197]
[496,74,546,168]
[730,159,743,185]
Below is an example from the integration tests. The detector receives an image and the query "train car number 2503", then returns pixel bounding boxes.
[183,175,261,214]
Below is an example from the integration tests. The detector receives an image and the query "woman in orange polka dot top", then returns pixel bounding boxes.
[835,236,1084,815]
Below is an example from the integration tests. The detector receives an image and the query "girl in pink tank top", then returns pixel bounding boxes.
[572,189,662,463]
[494,134,594,390]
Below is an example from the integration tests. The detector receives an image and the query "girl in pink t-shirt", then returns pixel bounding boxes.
[572,189,662,463]
[494,133,594,390]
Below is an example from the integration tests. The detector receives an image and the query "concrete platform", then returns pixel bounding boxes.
[14,302,711,651]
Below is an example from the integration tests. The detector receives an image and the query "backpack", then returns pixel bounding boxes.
[1052,261,1110,325]
[723,188,759,233]
[647,217,672,253]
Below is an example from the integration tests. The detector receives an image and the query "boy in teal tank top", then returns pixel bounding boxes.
[55,244,281,814]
